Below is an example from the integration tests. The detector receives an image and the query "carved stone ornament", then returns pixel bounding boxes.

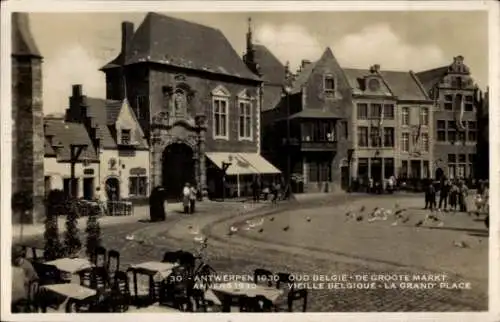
[164,136,198,150]
[152,111,170,125]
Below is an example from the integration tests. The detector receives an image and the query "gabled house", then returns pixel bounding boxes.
[260,47,353,192]
[64,85,150,201]
[101,13,280,200]
[415,56,481,181]
[43,117,100,200]
[344,65,434,185]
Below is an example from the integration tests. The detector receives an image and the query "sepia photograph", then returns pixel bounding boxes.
[1,1,498,321]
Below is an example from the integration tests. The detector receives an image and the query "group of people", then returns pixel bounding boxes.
[424,178,489,213]
[148,183,199,222]
[251,178,287,203]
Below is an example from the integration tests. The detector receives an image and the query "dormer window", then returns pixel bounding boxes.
[368,78,380,91]
[324,75,335,94]
[121,129,131,145]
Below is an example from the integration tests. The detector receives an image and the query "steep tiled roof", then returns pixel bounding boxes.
[44,119,98,162]
[343,68,392,96]
[415,66,448,92]
[262,85,284,112]
[253,45,286,85]
[85,98,119,149]
[103,13,260,81]
[379,70,430,101]
[343,68,430,101]
[44,137,57,157]
[12,13,41,58]
[290,62,317,94]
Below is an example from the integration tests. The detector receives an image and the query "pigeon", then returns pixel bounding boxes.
[125,234,135,241]
[269,217,275,222]
[415,220,424,227]
[188,225,193,230]
[283,226,290,231]
[258,228,264,233]
[401,217,410,223]
[306,217,311,222]
[230,226,238,233]
[360,206,366,212]
[394,209,406,216]
[453,241,469,248]
[391,221,398,226]
[356,215,363,221]
[345,211,352,217]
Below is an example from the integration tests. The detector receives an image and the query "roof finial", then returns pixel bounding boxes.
[248,17,252,33]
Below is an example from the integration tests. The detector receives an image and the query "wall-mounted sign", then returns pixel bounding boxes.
[130,167,147,176]
[83,169,94,175]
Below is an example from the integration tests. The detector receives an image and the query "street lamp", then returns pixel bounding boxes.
[69,144,88,199]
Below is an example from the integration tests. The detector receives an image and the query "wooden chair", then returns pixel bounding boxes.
[287,289,308,312]
[106,250,120,274]
[92,246,107,267]
[91,266,110,291]
[109,271,131,312]
[78,268,93,288]
[253,268,274,287]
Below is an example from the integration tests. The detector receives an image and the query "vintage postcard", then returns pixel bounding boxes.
[1,0,498,321]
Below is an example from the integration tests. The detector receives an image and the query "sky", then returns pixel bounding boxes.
[25,11,489,115]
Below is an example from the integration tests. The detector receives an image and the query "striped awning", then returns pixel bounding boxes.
[205,152,281,175]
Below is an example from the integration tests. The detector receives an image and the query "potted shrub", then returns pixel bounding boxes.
[64,200,82,257]
[44,189,65,261]
[85,204,102,259]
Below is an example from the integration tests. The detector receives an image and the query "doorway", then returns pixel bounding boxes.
[83,178,94,200]
[162,143,195,200]
[105,177,120,201]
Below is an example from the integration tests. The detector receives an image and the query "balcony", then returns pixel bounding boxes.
[281,138,337,152]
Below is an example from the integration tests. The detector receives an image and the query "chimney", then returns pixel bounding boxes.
[301,59,311,69]
[69,84,86,123]
[370,64,381,73]
[72,84,82,97]
[121,21,135,60]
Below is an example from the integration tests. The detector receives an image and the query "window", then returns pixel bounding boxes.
[444,94,453,110]
[120,129,131,145]
[401,160,408,178]
[383,104,394,120]
[135,95,148,119]
[302,121,335,142]
[437,120,446,141]
[357,104,368,120]
[129,176,147,196]
[465,95,474,111]
[358,158,369,178]
[371,104,382,119]
[308,160,332,182]
[401,107,409,125]
[457,131,466,143]
[238,101,252,140]
[448,154,456,163]
[213,98,228,138]
[357,126,368,147]
[383,127,394,147]
[458,154,466,163]
[422,133,429,152]
[370,127,381,147]
[423,161,430,178]
[467,121,477,142]
[420,107,429,126]
[447,121,456,143]
[324,75,335,93]
[342,121,348,139]
[401,132,410,152]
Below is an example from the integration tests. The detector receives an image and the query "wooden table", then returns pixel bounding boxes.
[207,282,284,311]
[39,283,97,312]
[45,258,93,274]
[127,261,178,306]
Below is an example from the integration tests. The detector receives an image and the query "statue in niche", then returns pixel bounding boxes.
[173,90,187,117]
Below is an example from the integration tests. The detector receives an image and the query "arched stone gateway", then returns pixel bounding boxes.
[105,177,120,201]
[162,143,196,200]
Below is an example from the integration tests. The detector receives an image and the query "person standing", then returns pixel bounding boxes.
[459,180,469,212]
[425,183,436,210]
[251,177,260,202]
[439,179,450,211]
[95,187,108,217]
[183,183,191,214]
[189,184,197,214]
[149,186,166,222]
[449,181,459,212]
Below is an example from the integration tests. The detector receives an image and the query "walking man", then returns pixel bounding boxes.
[458,180,469,212]
[425,182,436,210]
[189,183,197,214]
[183,183,191,214]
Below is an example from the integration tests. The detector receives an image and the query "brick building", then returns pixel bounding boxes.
[101,13,279,200]
[416,56,481,181]
[259,48,352,192]
[345,65,434,184]
[11,13,45,223]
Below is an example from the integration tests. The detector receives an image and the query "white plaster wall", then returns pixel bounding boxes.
[44,157,99,197]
